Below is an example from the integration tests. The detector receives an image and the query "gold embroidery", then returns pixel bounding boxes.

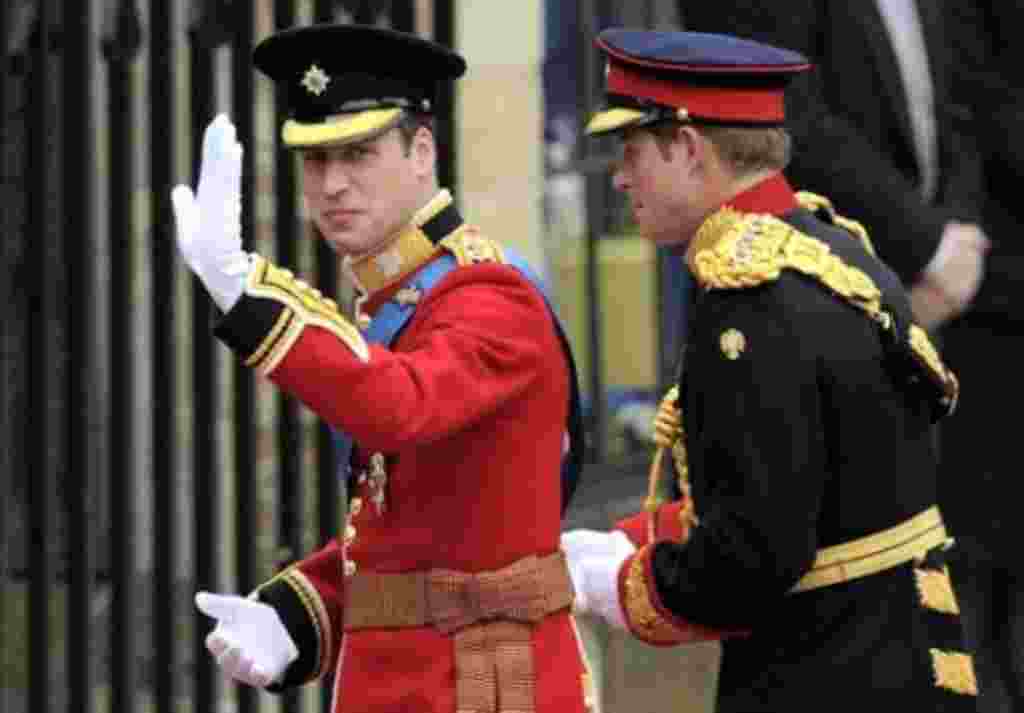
[914,565,960,615]
[440,224,506,266]
[719,328,746,360]
[909,325,960,412]
[246,256,369,371]
[929,649,979,696]
[622,547,688,645]
[645,386,698,541]
[688,208,883,318]
[283,568,335,679]
[245,309,295,368]
[795,191,877,256]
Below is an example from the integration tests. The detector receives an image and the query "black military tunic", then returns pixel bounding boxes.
[617,175,977,712]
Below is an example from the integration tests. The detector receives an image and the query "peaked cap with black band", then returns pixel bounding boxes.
[586,28,811,136]
[253,23,466,148]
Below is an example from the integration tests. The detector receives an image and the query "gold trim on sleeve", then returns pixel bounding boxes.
[283,569,335,680]
[245,255,369,373]
[929,649,979,696]
[621,547,689,645]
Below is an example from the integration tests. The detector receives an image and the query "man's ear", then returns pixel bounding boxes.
[411,126,436,179]
[674,125,705,170]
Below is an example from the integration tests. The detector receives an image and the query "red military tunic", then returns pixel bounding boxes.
[213,191,591,713]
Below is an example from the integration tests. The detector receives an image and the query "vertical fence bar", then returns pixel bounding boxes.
[64,2,95,710]
[271,2,304,711]
[231,3,258,711]
[189,14,220,712]
[311,7,340,711]
[149,0,177,710]
[432,0,456,194]
[0,5,11,713]
[28,3,55,711]
[102,1,142,708]
[578,0,606,463]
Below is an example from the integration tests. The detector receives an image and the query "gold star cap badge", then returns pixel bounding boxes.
[719,328,747,360]
[301,64,331,96]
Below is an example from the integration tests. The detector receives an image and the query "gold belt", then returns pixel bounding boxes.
[790,506,949,593]
[344,552,575,713]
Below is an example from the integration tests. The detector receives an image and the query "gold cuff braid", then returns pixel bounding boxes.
[244,255,369,373]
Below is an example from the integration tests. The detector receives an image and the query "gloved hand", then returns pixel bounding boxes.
[171,113,251,312]
[195,591,299,688]
[561,529,636,629]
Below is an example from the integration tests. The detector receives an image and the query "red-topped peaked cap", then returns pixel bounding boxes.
[586,28,811,136]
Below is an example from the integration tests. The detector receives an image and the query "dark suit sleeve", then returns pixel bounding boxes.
[679,1,977,284]
[645,282,826,631]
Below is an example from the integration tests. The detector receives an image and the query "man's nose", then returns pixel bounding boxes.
[322,159,350,195]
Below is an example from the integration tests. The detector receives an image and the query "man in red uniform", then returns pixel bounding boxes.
[562,28,979,712]
[172,24,589,713]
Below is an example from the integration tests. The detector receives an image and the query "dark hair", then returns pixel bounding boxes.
[396,110,437,154]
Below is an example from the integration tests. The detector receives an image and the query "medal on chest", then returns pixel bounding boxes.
[355,452,389,515]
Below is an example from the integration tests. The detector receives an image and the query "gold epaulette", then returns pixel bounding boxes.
[687,207,959,416]
[688,207,883,312]
[795,191,877,257]
[246,255,370,373]
[909,325,960,412]
[439,224,507,266]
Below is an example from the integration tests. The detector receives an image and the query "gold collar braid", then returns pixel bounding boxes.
[344,190,453,298]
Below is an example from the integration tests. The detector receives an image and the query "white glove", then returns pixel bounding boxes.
[171,113,251,312]
[561,529,637,630]
[195,591,299,688]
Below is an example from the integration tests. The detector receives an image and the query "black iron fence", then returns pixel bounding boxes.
[2,3,454,712]
[1,1,682,711]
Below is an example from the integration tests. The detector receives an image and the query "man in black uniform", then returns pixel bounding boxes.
[562,29,979,711]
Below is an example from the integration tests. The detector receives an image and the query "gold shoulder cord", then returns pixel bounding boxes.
[645,386,699,543]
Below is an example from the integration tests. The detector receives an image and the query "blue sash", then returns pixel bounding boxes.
[331,250,583,515]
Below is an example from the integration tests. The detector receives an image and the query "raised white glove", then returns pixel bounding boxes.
[561,529,636,630]
[171,113,251,312]
[195,590,299,688]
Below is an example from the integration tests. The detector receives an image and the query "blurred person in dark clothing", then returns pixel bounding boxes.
[938,2,1024,710]
[677,1,989,330]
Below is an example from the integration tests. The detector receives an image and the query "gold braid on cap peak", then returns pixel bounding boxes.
[645,386,699,543]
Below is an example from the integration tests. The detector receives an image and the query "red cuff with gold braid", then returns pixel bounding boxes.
[614,500,695,549]
[616,544,728,647]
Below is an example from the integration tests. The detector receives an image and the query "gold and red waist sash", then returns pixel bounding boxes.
[345,552,575,713]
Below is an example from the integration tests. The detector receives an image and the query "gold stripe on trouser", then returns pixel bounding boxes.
[455,621,534,713]
[791,506,948,593]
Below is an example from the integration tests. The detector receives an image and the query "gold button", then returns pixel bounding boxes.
[344,524,357,543]
[350,497,363,516]
[344,560,357,577]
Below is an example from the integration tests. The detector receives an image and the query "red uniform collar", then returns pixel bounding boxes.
[720,172,798,215]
